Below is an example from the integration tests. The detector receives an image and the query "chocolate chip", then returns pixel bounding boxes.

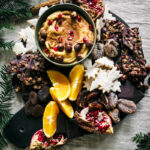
[39,38,45,45]
[57,43,64,51]
[40,30,47,38]
[32,104,44,118]
[29,91,38,105]
[74,43,82,52]
[38,86,50,104]
[25,100,34,116]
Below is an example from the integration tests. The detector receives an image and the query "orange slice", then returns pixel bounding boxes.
[43,101,59,138]
[47,70,70,101]
[69,64,84,101]
[50,87,74,118]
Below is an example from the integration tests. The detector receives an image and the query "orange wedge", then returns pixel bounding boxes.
[43,101,59,138]
[47,70,70,101]
[69,64,84,101]
[50,87,74,118]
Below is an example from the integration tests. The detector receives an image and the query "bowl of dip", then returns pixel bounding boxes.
[35,3,96,67]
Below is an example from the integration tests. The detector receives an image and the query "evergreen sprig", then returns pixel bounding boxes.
[0,65,14,149]
[0,40,14,51]
[0,0,32,51]
[132,133,150,150]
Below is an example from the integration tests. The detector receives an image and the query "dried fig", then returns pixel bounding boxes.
[75,107,113,134]
[25,100,34,116]
[99,92,118,109]
[92,43,104,60]
[29,91,38,105]
[117,99,137,114]
[32,104,44,118]
[104,39,118,58]
[108,109,120,124]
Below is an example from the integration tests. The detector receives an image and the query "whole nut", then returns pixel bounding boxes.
[117,99,136,114]
[39,38,45,45]
[74,43,82,52]
[76,53,82,60]
[56,56,63,63]
[48,53,55,60]
[40,30,47,38]
[86,40,93,47]
[121,74,127,82]
[65,42,72,53]
[57,43,64,51]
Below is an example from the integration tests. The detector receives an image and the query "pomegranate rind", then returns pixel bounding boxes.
[74,0,105,21]
[75,107,113,134]
[29,129,68,150]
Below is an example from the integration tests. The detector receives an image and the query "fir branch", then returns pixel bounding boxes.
[132,133,150,150]
[0,39,14,51]
[0,65,14,149]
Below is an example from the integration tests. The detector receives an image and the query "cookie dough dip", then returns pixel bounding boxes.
[38,11,94,63]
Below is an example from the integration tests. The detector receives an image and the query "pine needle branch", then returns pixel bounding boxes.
[0,65,14,149]
[132,133,150,150]
[0,39,14,51]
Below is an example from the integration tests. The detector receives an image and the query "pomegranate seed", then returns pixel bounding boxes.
[70,34,74,38]
[44,49,48,53]
[77,15,81,21]
[122,55,125,58]
[58,13,62,19]
[53,47,58,51]
[48,20,53,25]
[55,26,59,31]
[83,37,87,43]
[58,37,63,42]
[51,140,57,145]
[69,30,73,35]
[95,10,100,14]
[44,141,50,147]
[68,36,73,41]
[89,24,93,31]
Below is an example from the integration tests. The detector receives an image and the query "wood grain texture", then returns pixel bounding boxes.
[1,0,150,150]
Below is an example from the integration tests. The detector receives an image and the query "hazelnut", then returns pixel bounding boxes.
[65,41,72,53]
[39,38,45,45]
[56,56,63,63]
[76,53,82,61]
[40,30,47,38]
[74,43,82,52]
[57,43,64,51]
[48,53,55,60]
[86,40,93,47]
[121,74,127,82]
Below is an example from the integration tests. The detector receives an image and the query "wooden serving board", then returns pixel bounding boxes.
[3,12,145,149]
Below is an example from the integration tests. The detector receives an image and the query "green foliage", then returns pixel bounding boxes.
[0,40,14,51]
[0,0,32,51]
[0,65,14,149]
[132,133,150,150]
